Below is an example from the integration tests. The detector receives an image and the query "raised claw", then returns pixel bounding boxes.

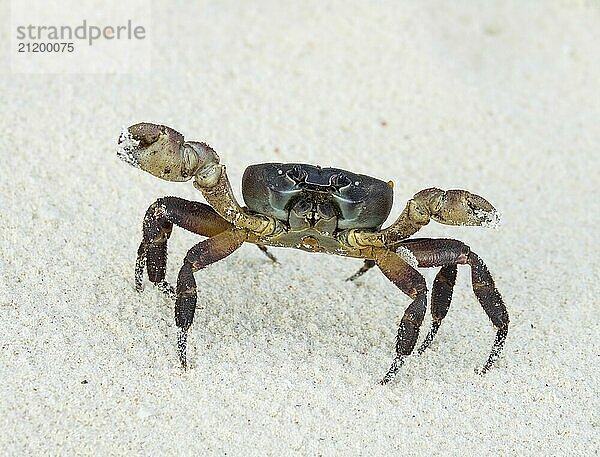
[413,188,501,228]
[116,122,220,183]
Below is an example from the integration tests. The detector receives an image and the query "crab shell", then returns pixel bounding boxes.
[241,163,394,230]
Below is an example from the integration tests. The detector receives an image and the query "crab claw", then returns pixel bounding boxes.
[414,188,501,228]
[116,122,220,183]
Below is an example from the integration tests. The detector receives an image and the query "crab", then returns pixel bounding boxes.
[116,122,509,384]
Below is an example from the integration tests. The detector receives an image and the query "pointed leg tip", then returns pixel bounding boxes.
[178,354,188,370]
[134,273,144,292]
[380,370,399,385]
[177,328,189,370]
[477,361,495,376]
[258,246,278,264]
[346,271,366,282]
[380,356,405,385]
[419,338,435,355]
[416,338,432,355]
[417,322,441,356]
[380,374,395,385]
[476,357,500,375]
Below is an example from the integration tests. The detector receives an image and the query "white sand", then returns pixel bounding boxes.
[1,1,599,455]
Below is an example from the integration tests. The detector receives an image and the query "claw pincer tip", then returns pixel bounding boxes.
[116,126,142,168]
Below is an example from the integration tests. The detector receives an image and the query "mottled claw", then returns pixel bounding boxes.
[414,188,501,229]
[116,122,220,183]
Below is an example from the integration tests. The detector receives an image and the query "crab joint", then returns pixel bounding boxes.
[192,161,223,188]
[117,123,221,183]
[341,229,385,249]
[234,213,283,237]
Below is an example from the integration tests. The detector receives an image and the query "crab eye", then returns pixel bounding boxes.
[286,165,308,184]
[331,173,351,189]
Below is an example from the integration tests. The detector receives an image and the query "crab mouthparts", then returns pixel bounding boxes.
[116,126,142,168]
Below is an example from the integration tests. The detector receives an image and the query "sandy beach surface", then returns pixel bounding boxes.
[1,1,599,455]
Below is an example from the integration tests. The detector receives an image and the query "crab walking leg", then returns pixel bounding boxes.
[417,264,457,354]
[136,197,233,297]
[374,249,428,384]
[397,238,467,354]
[175,229,246,369]
[398,238,509,372]
[469,252,509,373]
[348,241,461,352]
[257,245,278,263]
[346,259,376,281]
[380,188,501,244]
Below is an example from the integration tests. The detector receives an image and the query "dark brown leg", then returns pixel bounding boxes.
[396,239,467,355]
[468,252,509,374]
[136,197,232,295]
[417,264,457,354]
[257,245,278,263]
[346,259,376,281]
[374,249,428,384]
[398,238,509,373]
[175,229,246,369]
